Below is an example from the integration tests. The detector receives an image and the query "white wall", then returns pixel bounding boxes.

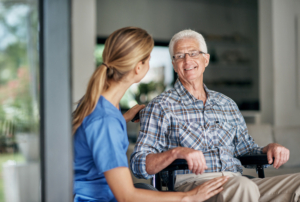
[273,0,300,127]
[259,0,274,124]
[259,0,300,167]
[72,0,96,107]
[296,0,300,108]
[259,0,300,127]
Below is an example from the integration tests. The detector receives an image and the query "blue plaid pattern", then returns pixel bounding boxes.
[130,79,263,179]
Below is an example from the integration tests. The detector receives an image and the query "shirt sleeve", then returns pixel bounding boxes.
[85,117,128,173]
[232,103,264,157]
[130,102,170,179]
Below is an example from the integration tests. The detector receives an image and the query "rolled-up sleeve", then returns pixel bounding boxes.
[130,102,170,179]
[233,103,264,157]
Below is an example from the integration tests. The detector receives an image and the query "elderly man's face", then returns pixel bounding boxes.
[172,38,210,83]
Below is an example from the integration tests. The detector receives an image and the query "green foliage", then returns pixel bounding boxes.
[134,81,165,104]
[0,3,39,135]
[0,67,39,133]
[0,43,27,85]
[95,44,105,67]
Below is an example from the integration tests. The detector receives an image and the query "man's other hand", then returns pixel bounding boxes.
[263,143,289,169]
[174,147,207,175]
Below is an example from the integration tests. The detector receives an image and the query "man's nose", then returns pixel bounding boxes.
[184,53,193,62]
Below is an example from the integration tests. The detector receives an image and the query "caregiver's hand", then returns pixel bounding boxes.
[183,176,229,202]
[123,104,145,123]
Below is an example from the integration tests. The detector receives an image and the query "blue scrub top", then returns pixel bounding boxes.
[73,96,129,202]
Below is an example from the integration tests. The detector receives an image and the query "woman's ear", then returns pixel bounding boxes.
[134,61,143,75]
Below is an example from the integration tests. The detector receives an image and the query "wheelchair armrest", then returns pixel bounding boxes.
[238,154,273,178]
[163,155,272,171]
[237,154,271,166]
[162,159,189,172]
[155,159,188,191]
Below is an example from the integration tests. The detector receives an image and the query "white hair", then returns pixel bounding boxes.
[169,29,208,59]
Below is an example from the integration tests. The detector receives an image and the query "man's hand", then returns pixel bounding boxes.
[174,147,207,175]
[122,104,145,123]
[262,143,289,169]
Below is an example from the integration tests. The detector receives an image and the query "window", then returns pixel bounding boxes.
[0,1,40,201]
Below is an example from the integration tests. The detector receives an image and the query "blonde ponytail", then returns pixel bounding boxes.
[72,64,108,134]
[72,27,154,134]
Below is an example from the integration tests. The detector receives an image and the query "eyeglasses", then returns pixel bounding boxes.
[173,51,207,61]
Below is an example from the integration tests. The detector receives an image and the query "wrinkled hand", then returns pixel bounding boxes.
[263,143,289,169]
[175,147,207,175]
[182,176,229,202]
[122,104,145,123]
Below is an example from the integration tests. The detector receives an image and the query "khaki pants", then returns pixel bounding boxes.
[175,172,300,202]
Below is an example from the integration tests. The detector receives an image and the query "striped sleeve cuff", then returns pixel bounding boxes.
[130,152,154,179]
[251,146,264,154]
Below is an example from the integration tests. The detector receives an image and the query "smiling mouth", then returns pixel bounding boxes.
[184,66,197,71]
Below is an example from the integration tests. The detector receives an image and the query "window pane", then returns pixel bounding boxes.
[0,1,40,202]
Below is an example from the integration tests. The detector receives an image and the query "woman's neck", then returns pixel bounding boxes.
[101,81,131,109]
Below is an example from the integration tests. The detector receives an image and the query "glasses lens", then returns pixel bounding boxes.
[190,51,200,57]
[174,54,184,60]
[173,51,203,61]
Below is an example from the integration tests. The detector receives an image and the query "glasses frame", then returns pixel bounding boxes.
[172,51,207,61]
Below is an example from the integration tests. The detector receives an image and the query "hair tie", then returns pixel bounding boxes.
[102,63,109,68]
[104,63,114,77]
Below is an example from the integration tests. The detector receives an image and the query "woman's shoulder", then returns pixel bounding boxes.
[86,97,124,124]
[83,111,124,129]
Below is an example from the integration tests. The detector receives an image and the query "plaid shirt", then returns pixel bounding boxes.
[130,79,263,179]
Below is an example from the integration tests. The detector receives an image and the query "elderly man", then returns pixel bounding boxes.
[130,29,300,201]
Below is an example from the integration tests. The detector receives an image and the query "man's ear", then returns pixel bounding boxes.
[204,54,210,67]
[172,61,178,73]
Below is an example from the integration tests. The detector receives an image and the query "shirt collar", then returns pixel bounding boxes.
[174,79,220,106]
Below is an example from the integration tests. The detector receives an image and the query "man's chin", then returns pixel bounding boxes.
[183,73,202,80]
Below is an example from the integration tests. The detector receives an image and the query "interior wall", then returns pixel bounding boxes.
[259,0,300,127]
[97,0,258,40]
[259,0,274,124]
[296,0,300,108]
[258,0,300,167]
[72,0,96,107]
[273,0,300,127]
